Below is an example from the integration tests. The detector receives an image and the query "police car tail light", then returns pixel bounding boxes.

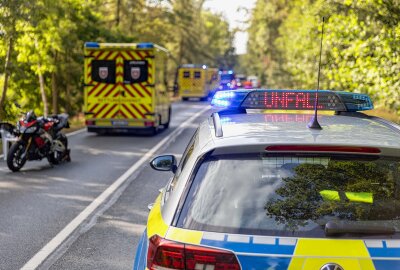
[147,235,240,270]
[265,145,381,154]
[185,245,240,270]
[148,235,185,269]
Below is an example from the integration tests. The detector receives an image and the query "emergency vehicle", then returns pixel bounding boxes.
[178,64,219,101]
[83,42,171,134]
[218,70,236,90]
[133,89,400,270]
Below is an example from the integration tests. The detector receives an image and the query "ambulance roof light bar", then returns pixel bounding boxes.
[84,42,100,48]
[137,42,154,49]
[211,89,374,113]
[84,42,155,49]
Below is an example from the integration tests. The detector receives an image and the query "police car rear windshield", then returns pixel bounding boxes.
[177,154,400,238]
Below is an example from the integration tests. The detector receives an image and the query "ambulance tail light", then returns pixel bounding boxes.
[145,121,154,127]
[265,145,381,154]
[147,235,241,270]
[85,120,96,126]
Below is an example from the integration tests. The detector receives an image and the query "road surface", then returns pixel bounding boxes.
[0,101,211,270]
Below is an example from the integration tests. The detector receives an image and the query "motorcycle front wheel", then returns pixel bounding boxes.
[7,141,27,172]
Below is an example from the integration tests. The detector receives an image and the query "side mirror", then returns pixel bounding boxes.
[150,155,177,173]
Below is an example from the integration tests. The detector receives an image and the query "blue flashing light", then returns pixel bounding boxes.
[85,42,99,48]
[219,117,234,125]
[228,70,233,74]
[202,65,207,69]
[211,90,252,109]
[137,43,154,49]
[335,91,374,111]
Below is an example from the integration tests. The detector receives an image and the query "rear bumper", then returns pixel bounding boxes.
[87,126,156,134]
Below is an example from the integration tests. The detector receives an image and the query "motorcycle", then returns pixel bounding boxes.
[6,110,71,172]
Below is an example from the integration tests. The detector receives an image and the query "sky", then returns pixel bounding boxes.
[203,0,256,55]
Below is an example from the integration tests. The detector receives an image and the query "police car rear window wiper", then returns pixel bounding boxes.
[324,221,396,236]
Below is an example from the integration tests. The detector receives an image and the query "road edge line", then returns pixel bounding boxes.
[20,106,210,270]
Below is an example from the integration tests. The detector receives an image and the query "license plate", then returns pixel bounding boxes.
[112,120,128,126]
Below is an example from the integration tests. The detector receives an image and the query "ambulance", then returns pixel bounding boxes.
[83,42,171,134]
[178,64,219,101]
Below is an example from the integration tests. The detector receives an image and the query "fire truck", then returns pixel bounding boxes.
[83,42,171,134]
[178,64,219,101]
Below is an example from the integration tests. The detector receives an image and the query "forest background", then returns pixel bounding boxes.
[0,0,399,121]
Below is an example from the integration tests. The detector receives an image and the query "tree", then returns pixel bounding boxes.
[0,0,33,119]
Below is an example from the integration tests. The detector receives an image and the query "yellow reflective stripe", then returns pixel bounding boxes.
[346,192,373,203]
[165,227,203,245]
[147,57,154,85]
[147,195,169,238]
[320,190,373,203]
[116,54,124,83]
[289,239,375,270]
[320,190,340,201]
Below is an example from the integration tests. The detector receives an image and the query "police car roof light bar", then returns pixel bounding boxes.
[211,89,373,113]
[308,16,325,130]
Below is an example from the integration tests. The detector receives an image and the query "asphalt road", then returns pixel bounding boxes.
[0,101,211,270]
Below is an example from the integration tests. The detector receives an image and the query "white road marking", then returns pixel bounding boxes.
[21,106,210,270]
[65,128,86,137]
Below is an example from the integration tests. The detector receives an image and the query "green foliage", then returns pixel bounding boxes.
[245,0,400,114]
[0,0,235,121]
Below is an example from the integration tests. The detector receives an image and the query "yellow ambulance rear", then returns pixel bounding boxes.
[178,64,219,101]
[83,42,170,134]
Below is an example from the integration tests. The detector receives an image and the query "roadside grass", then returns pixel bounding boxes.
[364,107,400,124]
[65,113,86,133]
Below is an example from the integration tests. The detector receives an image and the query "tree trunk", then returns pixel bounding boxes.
[0,37,13,118]
[52,51,58,115]
[38,64,48,117]
[35,38,48,117]
[116,0,121,27]
[65,54,71,114]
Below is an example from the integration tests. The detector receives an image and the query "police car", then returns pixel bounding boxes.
[133,89,400,270]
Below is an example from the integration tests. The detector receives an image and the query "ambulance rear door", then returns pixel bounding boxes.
[84,46,120,128]
[119,48,155,128]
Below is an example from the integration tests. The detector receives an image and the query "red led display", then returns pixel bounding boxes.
[263,92,321,109]
[264,114,313,123]
[242,91,346,111]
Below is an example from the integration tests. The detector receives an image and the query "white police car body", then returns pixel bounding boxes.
[133,89,400,270]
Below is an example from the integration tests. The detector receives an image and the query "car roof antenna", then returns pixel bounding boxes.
[308,16,325,130]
